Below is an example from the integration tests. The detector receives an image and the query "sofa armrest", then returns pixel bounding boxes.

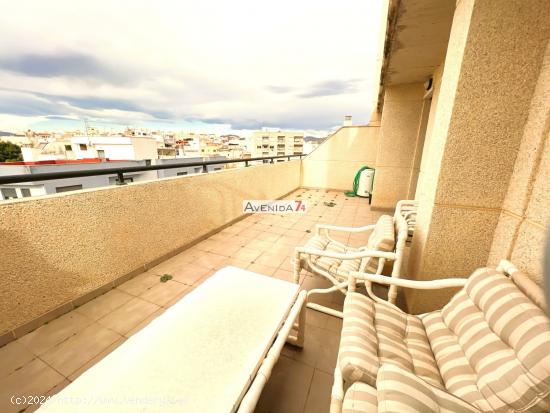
[296,246,396,261]
[316,223,376,236]
[349,271,467,290]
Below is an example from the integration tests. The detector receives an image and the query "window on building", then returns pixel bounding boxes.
[20,188,31,198]
[194,167,202,173]
[177,171,188,176]
[79,144,87,151]
[114,177,133,185]
[56,185,83,193]
[64,145,72,151]
[1,188,18,199]
[97,150,106,159]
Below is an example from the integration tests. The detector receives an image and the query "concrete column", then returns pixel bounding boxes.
[488,40,550,284]
[371,83,427,209]
[407,0,550,313]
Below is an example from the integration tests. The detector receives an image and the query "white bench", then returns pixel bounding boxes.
[38,266,307,413]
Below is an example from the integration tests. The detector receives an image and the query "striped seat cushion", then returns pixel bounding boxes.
[339,292,442,387]
[342,366,479,413]
[343,381,378,413]
[302,215,395,280]
[302,235,363,281]
[422,267,550,412]
[376,364,480,413]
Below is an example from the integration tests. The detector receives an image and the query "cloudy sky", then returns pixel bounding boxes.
[0,0,387,135]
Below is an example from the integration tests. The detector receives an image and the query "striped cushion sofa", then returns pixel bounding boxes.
[332,263,550,412]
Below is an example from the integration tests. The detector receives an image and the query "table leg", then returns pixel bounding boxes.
[286,291,306,348]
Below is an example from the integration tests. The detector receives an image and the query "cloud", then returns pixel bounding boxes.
[0,90,65,117]
[298,79,362,98]
[45,115,80,121]
[0,52,135,84]
[0,0,387,132]
[266,85,294,94]
[48,94,142,112]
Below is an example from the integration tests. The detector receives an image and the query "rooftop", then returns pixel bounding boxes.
[0,189,380,413]
[1,1,549,412]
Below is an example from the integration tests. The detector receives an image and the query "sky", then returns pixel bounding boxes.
[0,0,387,136]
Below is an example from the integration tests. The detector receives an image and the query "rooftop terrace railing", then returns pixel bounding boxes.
[0,154,304,185]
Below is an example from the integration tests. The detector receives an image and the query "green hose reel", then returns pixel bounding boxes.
[345,165,375,203]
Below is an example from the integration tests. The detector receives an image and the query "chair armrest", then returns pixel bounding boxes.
[349,271,467,290]
[316,223,375,236]
[296,246,396,261]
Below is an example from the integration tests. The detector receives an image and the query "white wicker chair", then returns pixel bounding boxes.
[293,214,409,317]
[395,199,418,241]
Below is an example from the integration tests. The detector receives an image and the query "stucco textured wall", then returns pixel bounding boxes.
[488,40,550,285]
[372,82,426,209]
[301,126,379,191]
[0,161,301,335]
[407,0,550,313]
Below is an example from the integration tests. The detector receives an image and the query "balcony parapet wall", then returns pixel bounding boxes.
[0,161,301,340]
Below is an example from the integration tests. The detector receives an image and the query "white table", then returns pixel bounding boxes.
[38,266,306,413]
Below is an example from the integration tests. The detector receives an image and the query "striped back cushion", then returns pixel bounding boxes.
[376,364,480,413]
[423,268,550,412]
[362,215,395,273]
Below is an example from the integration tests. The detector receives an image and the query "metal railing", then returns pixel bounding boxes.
[0,154,304,185]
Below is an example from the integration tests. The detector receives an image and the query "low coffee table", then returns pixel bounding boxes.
[38,266,306,413]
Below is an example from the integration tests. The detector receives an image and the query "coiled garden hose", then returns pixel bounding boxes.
[345,166,375,197]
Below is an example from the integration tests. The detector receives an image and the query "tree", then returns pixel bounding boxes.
[0,141,23,162]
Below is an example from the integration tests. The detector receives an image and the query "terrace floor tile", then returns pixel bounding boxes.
[0,358,65,413]
[18,311,94,356]
[0,340,35,379]
[116,271,159,296]
[40,323,122,377]
[139,280,190,307]
[0,189,376,413]
[97,297,160,336]
[75,288,133,321]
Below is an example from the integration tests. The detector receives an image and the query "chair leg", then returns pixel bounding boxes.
[330,363,344,413]
[388,285,397,305]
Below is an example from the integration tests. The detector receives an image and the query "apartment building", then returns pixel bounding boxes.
[249,130,304,159]
[70,136,159,160]
[0,156,226,200]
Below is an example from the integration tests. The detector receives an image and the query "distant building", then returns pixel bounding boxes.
[249,130,304,160]
[20,135,160,162]
[70,136,159,160]
[303,136,325,154]
[0,156,226,201]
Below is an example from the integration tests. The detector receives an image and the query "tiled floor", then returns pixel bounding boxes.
[0,189,381,413]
